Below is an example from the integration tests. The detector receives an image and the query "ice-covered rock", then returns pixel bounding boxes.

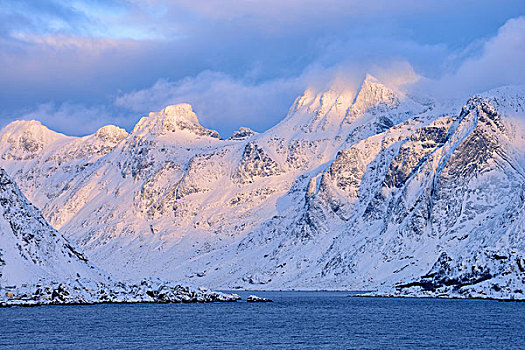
[246,295,273,302]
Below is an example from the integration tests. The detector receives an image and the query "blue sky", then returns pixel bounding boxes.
[1,0,524,136]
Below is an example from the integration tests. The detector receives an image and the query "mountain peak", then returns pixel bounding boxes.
[159,103,199,125]
[0,120,74,141]
[363,73,380,83]
[339,74,403,125]
[8,119,42,128]
[0,120,72,160]
[227,127,258,141]
[2,120,52,137]
[131,104,221,140]
[94,125,128,143]
[477,85,525,117]
[353,74,399,108]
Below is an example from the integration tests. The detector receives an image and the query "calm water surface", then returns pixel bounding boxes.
[0,291,523,349]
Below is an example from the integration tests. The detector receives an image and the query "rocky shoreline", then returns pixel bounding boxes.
[357,285,525,302]
[354,293,525,302]
[0,278,241,307]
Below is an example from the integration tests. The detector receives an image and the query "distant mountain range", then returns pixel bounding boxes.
[0,75,523,299]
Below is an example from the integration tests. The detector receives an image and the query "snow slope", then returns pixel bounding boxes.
[0,166,103,286]
[0,76,523,298]
[0,165,242,305]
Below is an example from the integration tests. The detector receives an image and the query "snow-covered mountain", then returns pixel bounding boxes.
[0,75,523,298]
[0,166,243,305]
[0,166,103,286]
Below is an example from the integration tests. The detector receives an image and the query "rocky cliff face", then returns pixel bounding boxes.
[0,76,523,298]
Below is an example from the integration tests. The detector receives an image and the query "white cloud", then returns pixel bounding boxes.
[114,71,306,136]
[9,102,129,136]
[415,16,525,99]
[114,61,420,137]
[2,3,523,137]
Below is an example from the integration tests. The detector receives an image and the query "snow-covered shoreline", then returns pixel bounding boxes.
[0,278,241,307]
[357,282,525,302]
[354,293,525,302]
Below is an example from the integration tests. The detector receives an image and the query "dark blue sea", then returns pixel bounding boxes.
[0,291,523,349]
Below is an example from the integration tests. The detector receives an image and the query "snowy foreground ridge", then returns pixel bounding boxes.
[0,75,524,300]
[0,166,240,305]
